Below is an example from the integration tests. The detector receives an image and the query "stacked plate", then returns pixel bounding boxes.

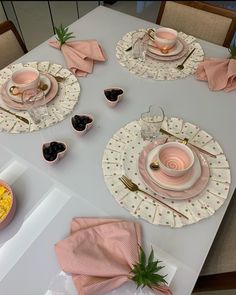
[138,139,210,200]
[146,37,189,62]
[0,73,58,110]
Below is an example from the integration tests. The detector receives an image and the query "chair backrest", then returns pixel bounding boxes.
[0,20,28,70]
[156,1,236,47]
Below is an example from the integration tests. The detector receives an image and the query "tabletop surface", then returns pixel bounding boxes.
[0,6,235,295]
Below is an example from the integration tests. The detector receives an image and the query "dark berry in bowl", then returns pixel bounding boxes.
[42,141,67,164]
[104,88,124,107]
[71,114,94,135]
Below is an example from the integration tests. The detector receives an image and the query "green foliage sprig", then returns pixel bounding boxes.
[229,39,236,59]
[131,247,167,289]
[55,24,75,47]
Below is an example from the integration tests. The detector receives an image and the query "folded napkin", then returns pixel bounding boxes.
[195,58,236,92]
[49,40,106,77]
[55,218,172,295]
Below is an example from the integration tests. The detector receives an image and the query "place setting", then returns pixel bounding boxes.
[116,27,204,80]
[0,61,81,133]
[102,106,231,228]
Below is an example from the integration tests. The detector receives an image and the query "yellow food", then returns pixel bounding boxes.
[0,185,12,221]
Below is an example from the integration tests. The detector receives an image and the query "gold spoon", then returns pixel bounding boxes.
[9,84,48,96]
[176,48,195,70]
[149,137,168,170]
[150,160,159,170]
[53,75,66,82]
[39,83,48,91]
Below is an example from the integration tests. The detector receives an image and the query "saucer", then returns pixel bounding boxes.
[138,139,210,200]
[6,74,51,102]
[146,37,189,62]
[0,74,58,111]
[148,39,184,57]
[146,144,201,191]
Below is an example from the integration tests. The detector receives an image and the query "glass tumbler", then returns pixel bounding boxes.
[140,105,165,141]
[132,31,149,61]
[22,88,48,124]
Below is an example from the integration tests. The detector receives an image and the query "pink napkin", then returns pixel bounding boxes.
[49,40,106,77]
[55,218,173,295]
[195,58,236,92]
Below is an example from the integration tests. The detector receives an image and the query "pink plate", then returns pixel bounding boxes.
[147,144,201,191]
[138,138,210,200]
[148,38,184,57]
[0,73,58,110]
[146,37,189,62]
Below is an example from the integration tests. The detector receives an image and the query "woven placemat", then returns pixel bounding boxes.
[102,118,231,227]
[0,61,80,133]
[116,29,204,80]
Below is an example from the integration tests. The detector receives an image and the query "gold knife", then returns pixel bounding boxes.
[0,106,29,124]
[160,128,217,158]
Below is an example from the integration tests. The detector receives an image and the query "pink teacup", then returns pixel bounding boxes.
[11,67,40,94]
[156,142,194,177]
[148,27,178,50]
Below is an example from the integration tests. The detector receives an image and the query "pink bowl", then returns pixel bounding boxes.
[156,142,194,177]
[104,88,124,108]
[42,142,67,164]
[71,114,94,136]
[0,180,16,230]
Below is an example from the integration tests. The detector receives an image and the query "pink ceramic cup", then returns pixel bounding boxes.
[149,27,178,50]
[156,142,194,177]
[11,67,40,94]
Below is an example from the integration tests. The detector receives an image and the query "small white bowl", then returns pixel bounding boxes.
[42,142,67,164]
[71,114,94,136]
[156,141,194,177]
[104,88,124,108]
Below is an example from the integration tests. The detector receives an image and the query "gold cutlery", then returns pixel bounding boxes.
[119,175,189,220]
[52,75,66,82]
[150,160,159,170]
[0,106,29,124]
[150,137,168,170]
[9,83,48,96]
[176,48,195,70]
[160,128,217,158]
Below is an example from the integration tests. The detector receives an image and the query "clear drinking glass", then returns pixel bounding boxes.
[132,31,149,61]
[140,105,165,141]
[22,89,48,124]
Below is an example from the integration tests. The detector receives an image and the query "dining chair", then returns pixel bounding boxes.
[0,20,28,70]
[156,1,236,47]
[192,188,236,293]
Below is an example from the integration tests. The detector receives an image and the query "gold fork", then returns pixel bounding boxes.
[119,175,188,220]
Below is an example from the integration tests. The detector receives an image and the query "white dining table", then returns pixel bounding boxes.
[0,5,235,295]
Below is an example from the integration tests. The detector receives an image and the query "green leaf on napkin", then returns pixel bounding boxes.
[131,247,167,288]
[55,24,75,47]
[229,39,236,59]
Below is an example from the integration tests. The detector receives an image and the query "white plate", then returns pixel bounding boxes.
[148,38,184,57]
[6,74,51,102]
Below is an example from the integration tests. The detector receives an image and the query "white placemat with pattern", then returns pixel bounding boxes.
[116,29,204,80]
[102,118,231,228]
[0,61,80,133]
